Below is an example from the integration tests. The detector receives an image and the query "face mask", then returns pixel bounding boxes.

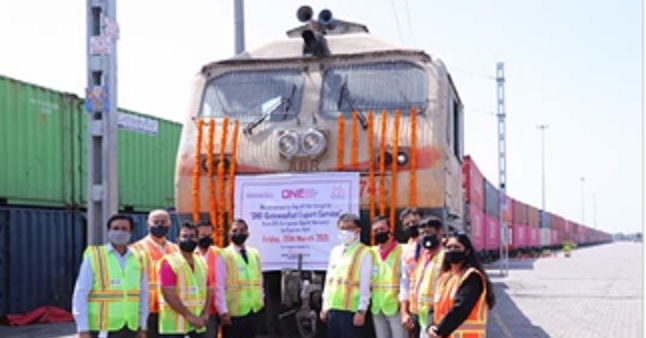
[421,234,440,250]
[406,225,419,239]
[108,230,131,245]
[179,240,198,253]
[150,224,169,238]
[231,233,248,246]
[198,236,213,249]
[446,250,467,264]
[374,231,390,245]
[338,229,358,245]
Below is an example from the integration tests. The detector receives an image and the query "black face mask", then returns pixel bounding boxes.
[421,234,440,250]
[179,240,198,253]
[374,231,390,245]
[446,250,467,264]
[198,236,213,249]
[231,233,248,246]
[150,224,169,238]
[406,225,420,239]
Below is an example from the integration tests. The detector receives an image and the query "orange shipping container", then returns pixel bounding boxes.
[527,205,540,227]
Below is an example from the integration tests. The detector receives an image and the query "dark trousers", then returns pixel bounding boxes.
[222,312,258,338]
[326,310,366,338]
[410,314,421,338]
[160,332,204,338]
[89,327,137,338]
[148,313,160,338]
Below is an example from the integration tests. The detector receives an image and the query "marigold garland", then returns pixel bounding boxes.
[351,111,359,170]
[227,120,240,230]
[389,110,401,233]
[410,107,417,207]
[367,111,375,244]
[378,110,387,216]
[337,116,345,170]
[192,119,204,223]
[207,120,217,233]
[217,117,229,244]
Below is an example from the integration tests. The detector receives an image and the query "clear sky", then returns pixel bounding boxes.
[0,0,642,234]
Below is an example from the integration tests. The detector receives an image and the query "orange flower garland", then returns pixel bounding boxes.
[410,107,417,207]
[378,110,387,215]
[217,117,229,244]
[367,111,375,244]
[207,120,217,230]
[192,118,204,223]
[389,110,401,233]
[227,120,240,228]
[337,116,345,170]
[351,111,359,170]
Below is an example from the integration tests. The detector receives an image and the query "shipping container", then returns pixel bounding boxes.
[512,223,527,249]
[563,220,572,241]
[0,75,182,211]
[539,210,552,228]
[468,203,486,251]
[528,226,539,248]
[461,156,485,208]
[0,207,85,316]
[540,228,551,247]
[512,199,529,225]
[485,214,500,251]
[527,204,540,227]
[551,214,565,234]
[484,179,499,218]
[551,229,559,246]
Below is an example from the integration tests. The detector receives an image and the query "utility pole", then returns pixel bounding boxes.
[496,62,509,277]
[580,177,586,224]
[86,0,120,245]
[234,0,246,54]
[537,124,549,211]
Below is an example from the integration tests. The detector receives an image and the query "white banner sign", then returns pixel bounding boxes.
[234,172,360,271]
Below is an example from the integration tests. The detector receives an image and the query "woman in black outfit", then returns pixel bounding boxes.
[426,232,496,338]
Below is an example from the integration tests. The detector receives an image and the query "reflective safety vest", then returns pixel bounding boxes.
[85,245,145,332]
[370,243,403,316]
[222,245,263,317]
[158,252,208,334]
[131,236,178,313]
[433,267,488,338]
[402,238,420,277]
[197,246,222,315]
[417,248,445,328]
[323,242,372,312]
[409,248,443,316]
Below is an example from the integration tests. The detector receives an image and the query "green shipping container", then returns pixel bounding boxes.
[0,75,181,211]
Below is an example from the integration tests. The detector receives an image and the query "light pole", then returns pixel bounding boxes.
[580,177,586,224]
[537,124,549,211]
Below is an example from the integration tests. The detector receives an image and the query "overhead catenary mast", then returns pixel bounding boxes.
[496,62,509,277]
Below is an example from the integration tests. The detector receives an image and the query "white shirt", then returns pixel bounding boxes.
[71,243,149,333]
[321,239,373,312]
[197,248,229,314]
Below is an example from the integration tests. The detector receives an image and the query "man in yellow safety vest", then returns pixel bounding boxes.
[195,221,228,337]
[158,222,212,338]
[320,213,374,338]
[370,216,407,338]
[72,214,148,338]
[221,218,264,338]
[130,209,179,337]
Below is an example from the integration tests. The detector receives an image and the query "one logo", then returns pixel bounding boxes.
[281,188,317,199]
[330,186,345,199]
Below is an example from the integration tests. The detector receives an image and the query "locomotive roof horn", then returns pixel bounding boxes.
[296,5,335,57]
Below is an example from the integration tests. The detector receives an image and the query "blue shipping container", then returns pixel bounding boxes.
[484,179,500,218]
[540,210,552,228]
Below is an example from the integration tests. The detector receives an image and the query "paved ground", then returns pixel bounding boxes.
[0,242,642,337]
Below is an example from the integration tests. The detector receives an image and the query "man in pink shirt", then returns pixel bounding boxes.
[196,221,229,337]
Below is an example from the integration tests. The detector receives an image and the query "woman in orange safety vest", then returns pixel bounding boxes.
[426,231,496,338]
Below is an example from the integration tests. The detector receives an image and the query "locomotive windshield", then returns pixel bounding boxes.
[201,69,303,122]
[320,61,428,118]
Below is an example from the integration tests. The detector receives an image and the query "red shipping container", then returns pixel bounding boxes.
[512,223,527,249]
[527,205,540,227]
[512,199,529,225]
[528,227,539,247]
[551,229,559,246]
[563,220,571,241]
[468,204,486,251]
[462,156,485,208]
[485,214,500,251]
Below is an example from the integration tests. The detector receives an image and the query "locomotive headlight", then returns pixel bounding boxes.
[301,129,327,156]
[397,151,409,166]
[277,130,300,158]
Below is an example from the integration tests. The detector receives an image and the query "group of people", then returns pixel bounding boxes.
[322,209,495,338]
[71,207,495,338]
[72,210,263,338]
